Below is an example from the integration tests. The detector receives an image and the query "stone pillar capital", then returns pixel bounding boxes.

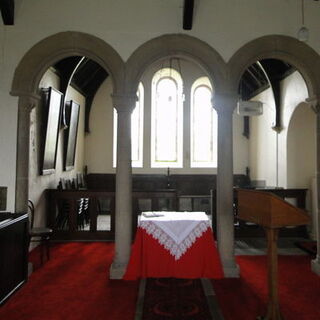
[112,93,137,113]
[18,94,39,113]
[306,95,320,113]
[213,93,238,115]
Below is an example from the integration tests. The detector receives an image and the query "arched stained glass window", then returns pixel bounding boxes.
[151,68,183,168]
[113,82,144,167]
[191,77,217,167]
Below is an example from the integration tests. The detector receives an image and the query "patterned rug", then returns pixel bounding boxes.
[140,278,220,320]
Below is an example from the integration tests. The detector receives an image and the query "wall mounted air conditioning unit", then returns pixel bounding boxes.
[237,101,263,116]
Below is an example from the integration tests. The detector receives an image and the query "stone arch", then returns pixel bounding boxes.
[228,35,320,98]
[229,36,320,276]
[125,34,228,95]
[11,31,125,98]
[125,34,240,277]
[228,35,320,187]
[10,31,125,212]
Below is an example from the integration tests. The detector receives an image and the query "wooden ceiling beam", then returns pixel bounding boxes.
[0,0,14,25]
[183,0,194,30]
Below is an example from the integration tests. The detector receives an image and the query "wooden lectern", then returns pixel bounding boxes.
[237,189,310,320]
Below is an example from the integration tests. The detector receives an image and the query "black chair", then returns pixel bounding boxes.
[28,200,53,264]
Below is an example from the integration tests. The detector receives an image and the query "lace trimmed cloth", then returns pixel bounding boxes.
[139,212,211,260]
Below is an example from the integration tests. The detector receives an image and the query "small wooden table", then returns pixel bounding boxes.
[123,211,224,280]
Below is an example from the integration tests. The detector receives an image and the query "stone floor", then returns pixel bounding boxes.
[235,237,308,255]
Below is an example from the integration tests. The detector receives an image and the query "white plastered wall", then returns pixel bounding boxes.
[249,71,315,215]
[286,102,316,236]
[0,93,18,212]
[278,71,310,189]
[233,113,250,175]
[249,70,317,237]
[28,69,86,227]
[84,77,115,173]
[9,0,320,62]
[249,88,277,187]
[287,104,315,189]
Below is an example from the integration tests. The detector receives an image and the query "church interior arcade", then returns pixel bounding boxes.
[1,1,320,318]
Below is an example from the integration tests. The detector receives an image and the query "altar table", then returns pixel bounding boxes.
[123,211,224,279]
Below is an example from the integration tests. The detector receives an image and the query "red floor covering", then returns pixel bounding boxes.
[0,242,139,320]
[0,243,319,320]
[213,255,320,320]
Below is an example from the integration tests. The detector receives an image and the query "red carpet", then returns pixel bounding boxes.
[0,243,319,320]
[213,255,320,320]
[0,242,139,320]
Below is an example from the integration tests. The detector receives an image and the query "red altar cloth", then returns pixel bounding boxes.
[123,227,224,280]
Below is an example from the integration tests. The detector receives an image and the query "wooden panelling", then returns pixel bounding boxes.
[46,189,178,241]
[48,175,308,240]
[86,173,250,195]
[0,213,28,304]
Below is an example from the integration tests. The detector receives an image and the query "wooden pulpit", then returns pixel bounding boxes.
[237,189,310,320]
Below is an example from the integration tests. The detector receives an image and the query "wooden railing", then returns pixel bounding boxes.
[132,190,178,234]
[46,187,308,241]
[46,189,178,241]
[46,190,116,241]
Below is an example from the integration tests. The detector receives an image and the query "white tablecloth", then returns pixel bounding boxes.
[139,211,211,260]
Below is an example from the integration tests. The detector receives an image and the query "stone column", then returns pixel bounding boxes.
[15,95,38,213]
[214,93,239,277]
[309,97,320,276]
[110,94,136,279]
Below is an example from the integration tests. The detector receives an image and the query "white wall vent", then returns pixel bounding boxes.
[237,101,263,116]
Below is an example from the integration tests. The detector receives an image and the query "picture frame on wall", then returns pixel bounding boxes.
[64,100,80,171]
[40,87,63,175]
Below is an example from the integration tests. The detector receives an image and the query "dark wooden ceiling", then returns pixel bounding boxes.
[239,59,294,101]
[0,0,14,25]
[54,57,294,102]
[53,56,108,133]
[183,0,194,30]
[239,59,295,132]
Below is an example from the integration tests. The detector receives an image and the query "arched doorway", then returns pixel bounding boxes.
[229,35,320,275]
[125,34,240,277]
[10,31,124,214]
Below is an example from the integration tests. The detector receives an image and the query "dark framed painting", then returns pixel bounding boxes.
[40,87,63,175]
[64,100,80,171]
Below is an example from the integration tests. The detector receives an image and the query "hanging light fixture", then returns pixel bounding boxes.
[174,57,185,102]
[298,0,309,41]
[157,57,185,102]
